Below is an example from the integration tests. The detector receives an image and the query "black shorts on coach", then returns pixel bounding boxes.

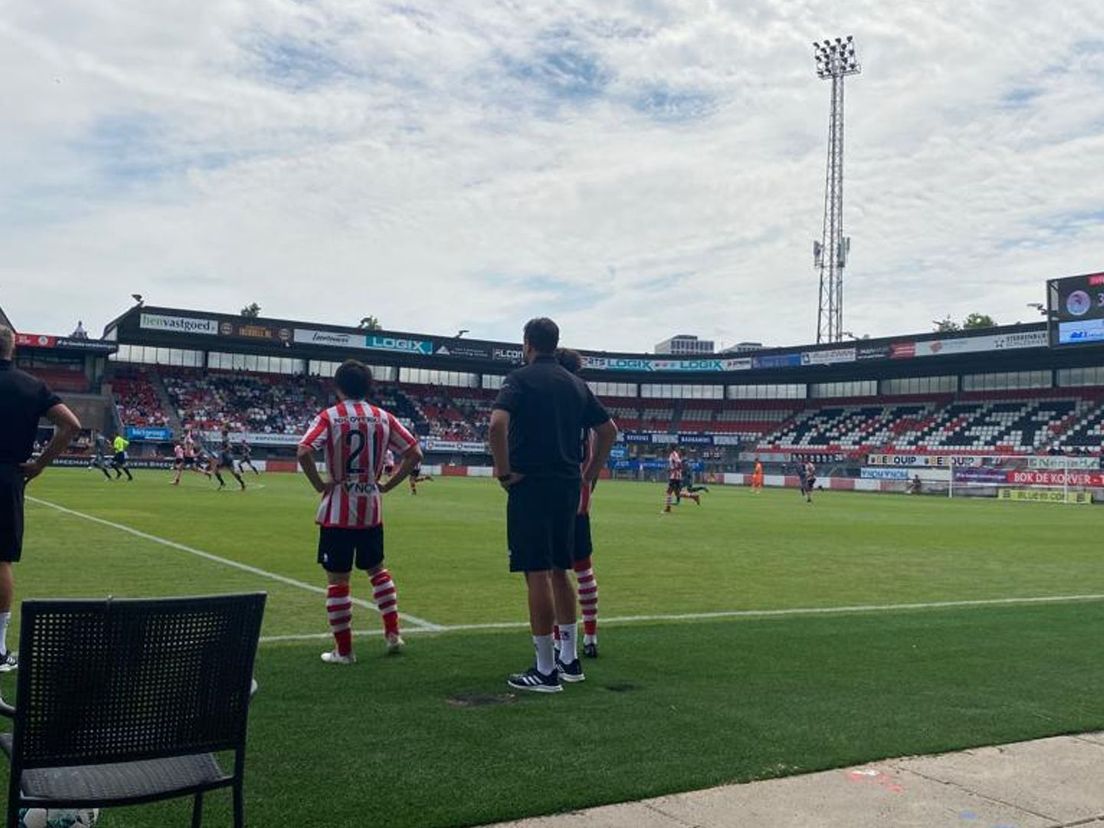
[0,465,25,563]
[317,525,384,573]
[507,476,579,573]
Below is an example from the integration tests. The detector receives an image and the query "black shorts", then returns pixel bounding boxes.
[573,513,593,563]
[113,452,127,465]
[667,478,682,494]
[0,466,25,563]
[317,525,385,573]
[218,452,234,468]
[173,457,184,469]
[507,477,579,573]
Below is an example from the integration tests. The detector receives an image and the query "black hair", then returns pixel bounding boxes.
[555,347,583,375]
[523,317,559,355]
[334,359,373,399]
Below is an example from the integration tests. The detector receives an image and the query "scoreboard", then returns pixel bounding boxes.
[1048,271,1104,346]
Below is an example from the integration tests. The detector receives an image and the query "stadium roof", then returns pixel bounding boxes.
[0,304,12,330]
[100,303,1104,385]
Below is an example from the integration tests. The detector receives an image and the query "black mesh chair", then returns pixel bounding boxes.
[0,593,266,828]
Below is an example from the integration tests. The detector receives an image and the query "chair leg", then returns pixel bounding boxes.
[191,792,204,828]
[233,779,244,828]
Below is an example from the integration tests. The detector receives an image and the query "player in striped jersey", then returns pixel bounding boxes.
[663,447,683,513]
[297,360,423,665]
[556,348,601,658]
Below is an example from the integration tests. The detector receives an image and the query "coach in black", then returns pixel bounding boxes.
[489,318,617,693]
[0,325,81,672]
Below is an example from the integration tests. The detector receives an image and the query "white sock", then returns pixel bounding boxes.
[533,634,555,675]
[558,623,578,664]
[0,611,10,656]
[584,634,597,645]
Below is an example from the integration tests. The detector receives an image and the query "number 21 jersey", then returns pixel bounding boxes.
[299,401,418,528]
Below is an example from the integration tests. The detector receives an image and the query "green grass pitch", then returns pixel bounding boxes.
[3,470,1103,826]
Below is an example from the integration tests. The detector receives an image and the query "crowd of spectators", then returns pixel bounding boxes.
[111,371,171,427]
[164,369,325,435]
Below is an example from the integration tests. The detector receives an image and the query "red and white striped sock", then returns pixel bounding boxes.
[664,492,672,510]
[574,559,598,643]
[371,569,400,637]
[326,583,353,656]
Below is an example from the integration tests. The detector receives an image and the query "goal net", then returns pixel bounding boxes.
[948,455,1100,503]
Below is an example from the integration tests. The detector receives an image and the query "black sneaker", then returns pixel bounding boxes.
[507,666,562,694]
[0,652,18,673]
[583,642,599,659]
[556,658,586,683]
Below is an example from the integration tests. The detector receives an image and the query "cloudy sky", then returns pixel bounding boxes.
[2,0,1103,351]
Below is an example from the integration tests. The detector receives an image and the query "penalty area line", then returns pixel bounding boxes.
[26,496,444,632]
[257,592,1104,644]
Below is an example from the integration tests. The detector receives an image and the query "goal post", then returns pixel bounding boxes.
[948,455,1100,503]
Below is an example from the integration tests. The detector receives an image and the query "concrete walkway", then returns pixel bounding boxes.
[488,732,1104,828]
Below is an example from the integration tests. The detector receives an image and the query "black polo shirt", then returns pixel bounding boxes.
[0,360,61,464]
[493,354,610,479]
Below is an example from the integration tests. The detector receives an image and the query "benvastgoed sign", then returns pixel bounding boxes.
[140,313,218,335]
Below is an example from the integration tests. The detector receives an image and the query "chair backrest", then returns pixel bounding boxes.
[12,593,266,769]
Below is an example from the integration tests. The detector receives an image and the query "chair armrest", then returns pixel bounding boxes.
[250,679,259,698]
[0,696,14,718]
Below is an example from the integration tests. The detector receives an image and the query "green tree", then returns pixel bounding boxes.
[240,303,261,318]
[962,312,996,330]
[933,315,960,333]
[358,316,382,330]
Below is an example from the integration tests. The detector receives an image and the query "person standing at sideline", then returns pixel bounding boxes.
[489,318,617,693]
[555,347,604,659]
[0,325,81,671]
[298,360,423,664]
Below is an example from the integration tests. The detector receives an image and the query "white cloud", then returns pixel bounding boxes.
[1,0,1103,350]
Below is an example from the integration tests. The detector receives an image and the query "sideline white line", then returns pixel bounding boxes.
[27,496,444,632]
[257,592,1104,644]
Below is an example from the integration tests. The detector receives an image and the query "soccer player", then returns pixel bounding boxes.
[214,429,246,491]
[408,463,432,495]
[111,433,133,480]
[556,348,603,659]
[298,359,423,665]
[1,324,81,671]
[662,446,683,513]
[237,436,260,476]
[87,431,113,481]
[489,318,616,693]
[751,458,764,493]
[183,431,212,479]
[799,460,816,503]
[170,441,185,485]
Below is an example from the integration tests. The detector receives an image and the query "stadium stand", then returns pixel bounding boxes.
[163,369,325,434]
[111,368,171,428]
[100,362,1104,458]
[757,392,1104,455]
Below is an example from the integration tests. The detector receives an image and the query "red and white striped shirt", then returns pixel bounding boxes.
[299,401,418,529]
[669,450,683,482]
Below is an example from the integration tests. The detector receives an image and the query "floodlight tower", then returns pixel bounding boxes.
[812,35,860,344]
